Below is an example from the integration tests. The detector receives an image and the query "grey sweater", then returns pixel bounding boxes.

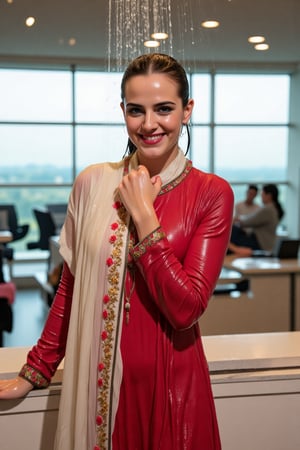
[240,203,279,251]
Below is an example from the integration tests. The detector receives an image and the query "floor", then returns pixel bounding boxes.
[2,251,50,348]
[3,288,48,347]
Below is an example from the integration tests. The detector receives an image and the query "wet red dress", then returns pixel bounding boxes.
[112,166,233,449]
[22,164,233,450]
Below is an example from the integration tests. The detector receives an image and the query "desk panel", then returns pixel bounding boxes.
[200,274,290,335]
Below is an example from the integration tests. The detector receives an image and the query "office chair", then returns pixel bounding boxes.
[46,203,67,233]
[0,204,30,260]
[27,208,57,251]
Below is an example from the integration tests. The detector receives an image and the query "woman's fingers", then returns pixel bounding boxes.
[0,377,33,399]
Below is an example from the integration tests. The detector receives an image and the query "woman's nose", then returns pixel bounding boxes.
[142,111,157,130]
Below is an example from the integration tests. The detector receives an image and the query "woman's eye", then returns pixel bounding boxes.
[127,107,142,116]
[157,105,173,114]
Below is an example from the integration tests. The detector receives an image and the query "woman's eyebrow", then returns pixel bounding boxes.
[126,101,176,107]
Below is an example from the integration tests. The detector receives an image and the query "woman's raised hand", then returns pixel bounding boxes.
[118,165,162,240]
[0,376,33,399]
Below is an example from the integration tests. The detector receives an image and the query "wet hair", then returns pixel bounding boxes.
[262,183,284,220]
[121,53,191,156]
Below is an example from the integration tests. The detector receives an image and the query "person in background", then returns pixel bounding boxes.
[228,183,284,256]
[234,184,261,238]
[235,184,261,218]
[0,53,234,450]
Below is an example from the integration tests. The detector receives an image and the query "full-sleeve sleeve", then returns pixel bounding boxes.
[19,262,74,387]
[130,178,234,330]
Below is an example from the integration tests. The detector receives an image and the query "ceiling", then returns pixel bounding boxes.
[0,0,300,71]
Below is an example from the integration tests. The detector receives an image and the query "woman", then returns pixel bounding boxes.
[0,54,234,450]
[229,183,284,256]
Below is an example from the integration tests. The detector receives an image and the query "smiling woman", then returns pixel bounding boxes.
[0,53,234,450]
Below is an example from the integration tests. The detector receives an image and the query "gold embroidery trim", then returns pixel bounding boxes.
[19,363,49,388]
[131,227,166,260]
[96,203,128,450]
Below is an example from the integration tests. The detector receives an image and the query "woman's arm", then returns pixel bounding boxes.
[240,207,269,228]
[131,181,234,330]
[0,262,74,399]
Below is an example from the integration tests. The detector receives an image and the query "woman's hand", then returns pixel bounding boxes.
[0,376,33,399]
[118,165,162,240]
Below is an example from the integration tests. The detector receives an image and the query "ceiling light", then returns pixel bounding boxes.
[6,0,14,4]
[144,40,160,48]
[68,38,76,46]
[25,16,35,27]
[201,20,220,29]
[248,36,265,44]
[151,32,168,40]
[254,43,270,51]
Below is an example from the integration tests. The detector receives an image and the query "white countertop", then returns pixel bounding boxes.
[1,332,300,379]
[203,331,300,371]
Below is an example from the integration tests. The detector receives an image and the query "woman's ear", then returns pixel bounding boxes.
[182,98,194,125]
[120,101,125,116]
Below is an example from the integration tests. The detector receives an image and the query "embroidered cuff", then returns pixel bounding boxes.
[131,227,166,260]
[19,364,50,388]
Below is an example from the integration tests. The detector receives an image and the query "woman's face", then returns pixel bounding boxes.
[121,73,193,171]
[261,190,271,204]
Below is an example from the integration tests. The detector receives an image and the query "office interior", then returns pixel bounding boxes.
[0,1,300,449]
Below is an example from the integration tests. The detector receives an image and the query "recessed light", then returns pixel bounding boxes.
[144,40,160,48]
[248,36,265,44]
[6,0,14,4]
[201,20,220,29]
[68,38,76,46]
[254,43,269,51]
[25,17,36,27]
[151,32,168,40]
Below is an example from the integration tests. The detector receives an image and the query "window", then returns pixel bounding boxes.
[0,68,291,247]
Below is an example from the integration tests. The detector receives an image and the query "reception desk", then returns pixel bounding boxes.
[1,332,300,450]
[200,256,300,335]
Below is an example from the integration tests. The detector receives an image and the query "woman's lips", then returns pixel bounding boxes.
[140,133,164,145]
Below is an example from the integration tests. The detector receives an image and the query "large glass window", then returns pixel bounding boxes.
[214,126,288,181]
[215,74,290,123]
[212,73,290,198]
[191,74,211,123]
[0,69,72,122]
[0,67,291,248]
[75,72,124,123]
[0,124,73,183]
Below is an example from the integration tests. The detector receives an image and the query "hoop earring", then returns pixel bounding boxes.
[184,123,191,156]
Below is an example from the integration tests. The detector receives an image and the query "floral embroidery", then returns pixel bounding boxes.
[113,201,122,209]
[96,415,103,426]
[110,222,119,231]
[19,364,49,388]
[101,330,108,340]
[131,227,166,260]
[109,235,117,244]
[98,362,105,371]
[106,257,114,267]
[96,200,128,449]
[103,294,110,304]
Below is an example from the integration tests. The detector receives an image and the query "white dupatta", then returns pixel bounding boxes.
[55,150,187,450]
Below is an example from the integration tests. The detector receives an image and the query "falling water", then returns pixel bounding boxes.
[107,0,176,72]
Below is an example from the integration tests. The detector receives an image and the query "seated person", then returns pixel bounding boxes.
[228,184,284,256]
[235,184,261,217]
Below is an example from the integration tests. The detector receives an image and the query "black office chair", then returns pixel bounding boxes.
[46,203,67,233]
[0,204,30,260]
[27,208,57,251]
